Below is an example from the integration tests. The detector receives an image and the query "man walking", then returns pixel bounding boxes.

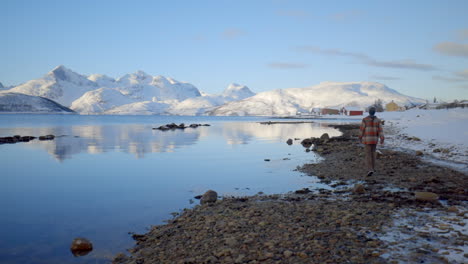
[359,106,384,176]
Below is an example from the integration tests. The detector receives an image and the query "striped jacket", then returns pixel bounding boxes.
[359,115,384,144]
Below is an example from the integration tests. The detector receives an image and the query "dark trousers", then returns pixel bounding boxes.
[365,144,377,171]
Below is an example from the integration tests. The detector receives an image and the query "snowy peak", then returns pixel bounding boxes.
[222,83,255,100]
[0,82,4,90]
[47,65,94,86]
[88,73,115,83]
[117,70,153,85]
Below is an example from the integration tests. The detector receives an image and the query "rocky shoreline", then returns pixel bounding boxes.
[113,124,467,264]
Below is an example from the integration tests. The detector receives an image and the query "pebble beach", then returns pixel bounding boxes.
[113,124,468,264]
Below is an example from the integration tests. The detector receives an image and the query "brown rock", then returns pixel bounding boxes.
[283,250,293,258]
[320,133,330,140]
[70,237,93,257]
[353,184,365,194]
[415,192,439,202]
[201,190,218,204]
[415,151,423,156]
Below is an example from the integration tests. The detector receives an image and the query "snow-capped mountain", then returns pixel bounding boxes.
[2,66,425,116]
[115,71,201,102]
[9,65,98,106]
[167,84,256,115]
[5,66,207,114]
[0,82,4,90]
[0,92,74,113]
[222,83,256,100]
[208,82,425,116]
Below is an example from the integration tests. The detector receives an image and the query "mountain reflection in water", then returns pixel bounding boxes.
[0,116,343,264]
[2,122,340,161]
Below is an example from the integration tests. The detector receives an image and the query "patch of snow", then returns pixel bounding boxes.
[104,101,170,115]
[70,88,134,114]
[375,206,467,264]
[378,108,468,170]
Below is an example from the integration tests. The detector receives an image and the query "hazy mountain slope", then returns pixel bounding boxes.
[104,101,170,115]
[70,88,134,114]
[222,83,255,100]
[0,92,75,113]
[209,82,425,116]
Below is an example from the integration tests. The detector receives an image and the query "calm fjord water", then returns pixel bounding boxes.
[0,115,341,264]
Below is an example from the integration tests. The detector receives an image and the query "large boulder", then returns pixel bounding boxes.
[201,190,218,204]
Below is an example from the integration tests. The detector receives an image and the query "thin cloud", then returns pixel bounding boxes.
[455,69,468,79]
[433,42,468,57]
[277,9,309,18]
[297,46,437,71]
[268,62,308,69]
[370,75,401,81]
[366,59,436,71]
[432,75,467,83]
[222,28,246,40]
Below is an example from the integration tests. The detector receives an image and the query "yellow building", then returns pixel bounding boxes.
[386,101,402,111]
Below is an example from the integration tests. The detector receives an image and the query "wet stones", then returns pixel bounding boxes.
[353,184,366,194]
[38,134,55,140]
[200,190,218,204]
[153,123,210,131]
[320,133,330,141]
[295,188,311,194]
[70,237,93,257]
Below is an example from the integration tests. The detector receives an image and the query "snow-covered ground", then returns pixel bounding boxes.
[377,108,468,171]
[374,205,467,264]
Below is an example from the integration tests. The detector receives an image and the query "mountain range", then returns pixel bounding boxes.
[0,65,425,115]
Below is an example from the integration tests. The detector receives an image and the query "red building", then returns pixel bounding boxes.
[348,110,363,116]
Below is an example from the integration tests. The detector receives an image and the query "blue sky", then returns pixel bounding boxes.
[1,0,467,100]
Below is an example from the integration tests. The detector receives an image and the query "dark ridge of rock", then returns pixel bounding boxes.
[153,123,210,131]
[0,135,38,144]
[38,135,55,140]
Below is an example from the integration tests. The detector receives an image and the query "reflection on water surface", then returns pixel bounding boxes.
[0,115,341,264]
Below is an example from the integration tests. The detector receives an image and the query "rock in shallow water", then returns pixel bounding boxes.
[70,237,93,257]
[201,190,218,204]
